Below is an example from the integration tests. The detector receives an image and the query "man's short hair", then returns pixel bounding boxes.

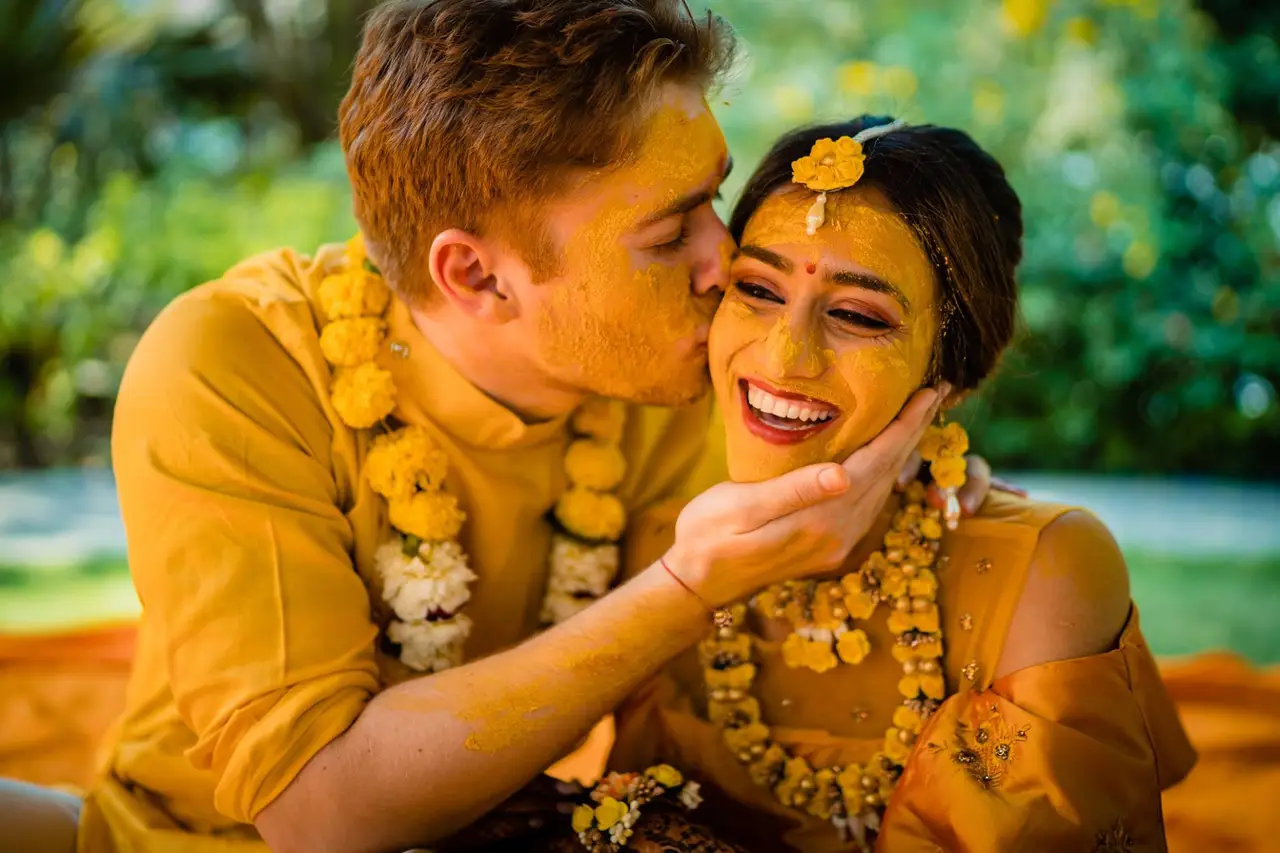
[339,0,736,299]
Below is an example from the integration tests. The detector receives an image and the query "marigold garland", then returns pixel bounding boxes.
[704,425,968,849]
[317,234,630,672]
[571,765,703,852]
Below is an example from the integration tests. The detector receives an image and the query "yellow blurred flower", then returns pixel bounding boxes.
[565,438,627,491]
[365,426,449,501]
[571,804,595,833]
[554,487,627,541]
[1003,0,1049,36]
[1066,16,1098,44]
[319,317,386,367]
[931,456,968,491]
[1090,191,1122,228]
[773,84,814,122]
[893,704,923,732]
[723,722,770,753]
[781,633,808,669]
[804,638,838,673]
[1123,241,1158,280]
[706,663,757,690]
[919,516,944,540]
[883,727,913,761]
[318,270,391,320]
[645,764,684,788]
[972,80,1006,126]
[909,569,939,599]
[838,61,879,96]
[707,696,761,726]
[843,589,877,621]
[331,362,397,429]
[792,137,866,193]
[594,797,627,831]
[919,422,968,461]
[881,567,908,598]
[836,628,871,665]
[388,490,466,541]
[882,66,918,102]
[572,398,626,443]
[345,232,368,271]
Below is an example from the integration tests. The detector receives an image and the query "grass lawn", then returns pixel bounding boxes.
[2,550,1278,664]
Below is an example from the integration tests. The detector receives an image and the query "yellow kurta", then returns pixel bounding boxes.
[79,245,715,852]
[611,492,1196,852]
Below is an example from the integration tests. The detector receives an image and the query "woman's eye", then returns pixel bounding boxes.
[829,308,893,331]
[733,281,783,303]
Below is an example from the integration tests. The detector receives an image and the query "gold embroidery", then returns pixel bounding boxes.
[926,707,1030,791]
[1094,819,1135,852]
[960,612,973,631]
[963,660,979,681]
[975,557,992,574]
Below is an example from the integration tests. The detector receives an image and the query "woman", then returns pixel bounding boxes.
[582,117,1196,852]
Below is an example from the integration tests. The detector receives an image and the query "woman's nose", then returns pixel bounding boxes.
[765,315,826,379]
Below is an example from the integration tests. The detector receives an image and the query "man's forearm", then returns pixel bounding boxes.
[257,562,706,853]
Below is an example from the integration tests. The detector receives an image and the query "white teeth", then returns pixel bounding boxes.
[744,382,836,425]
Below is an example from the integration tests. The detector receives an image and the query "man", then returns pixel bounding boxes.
[4,2,995,851]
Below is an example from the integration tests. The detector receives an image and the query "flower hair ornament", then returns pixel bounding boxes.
[791,119,908,235]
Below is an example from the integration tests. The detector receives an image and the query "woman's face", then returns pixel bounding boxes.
[710,185,941,483]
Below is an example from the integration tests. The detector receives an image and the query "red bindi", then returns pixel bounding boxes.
[805,262,817,275]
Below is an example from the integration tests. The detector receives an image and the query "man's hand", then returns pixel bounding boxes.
[665,385,948,607]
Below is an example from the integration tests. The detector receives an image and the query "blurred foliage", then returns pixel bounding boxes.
[0,0,1276,477]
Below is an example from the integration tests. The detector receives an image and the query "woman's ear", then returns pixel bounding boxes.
[428,229,520,323]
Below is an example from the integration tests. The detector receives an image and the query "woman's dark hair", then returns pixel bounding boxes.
[729,115,1022,391]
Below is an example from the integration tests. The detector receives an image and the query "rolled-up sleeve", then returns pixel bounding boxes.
[111,291,380,823]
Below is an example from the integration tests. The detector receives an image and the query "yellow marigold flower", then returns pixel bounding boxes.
[365,426,449,501]
[907,543,935,566]
[898,674,921,698]
[893,704,923,732]
[884,530,911,550]
[883,728,912,762]
[554,487,627,542]
[564,438,627,491]
[919,516,944,540]
[888,610,915,635]
[345,232,367,270]
[708,696,761,727]
[931,456,967,490]
[806,768,837,820]
[915,638,943,659]
[594,797,627,831]
[844,589,877,621]
[645,764,683,788]
[840,573,864,596]
[904,480,927,504]
[747,745,786,786]
[921,672,946,700]
[699,632,751,663]
[388,490,466,541]
[781,633,808,669]
[318,270,391,320]
[571,803,595,833]
[909,569,938,598]
[920,423,968,461]
[912,604,941,634]
[319,317,386,367]
[836,628,871,665]
[724,723,770,754]
[706,663,756,691]
[572,398,626,443]
[791,137,865,193]
[803,639,838,673]
[331,363,397,429]
[881,567,908,598]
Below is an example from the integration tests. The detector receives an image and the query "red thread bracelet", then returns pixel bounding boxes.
[660,557,733,627]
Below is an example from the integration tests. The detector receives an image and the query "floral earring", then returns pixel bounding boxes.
[919,419,969,530]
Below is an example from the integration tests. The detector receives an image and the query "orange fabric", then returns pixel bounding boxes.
[1159,653,1280,853]
[611,493,1198,852]
[0,625,136,789]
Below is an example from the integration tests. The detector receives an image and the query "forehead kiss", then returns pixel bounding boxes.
[711,188,941,482]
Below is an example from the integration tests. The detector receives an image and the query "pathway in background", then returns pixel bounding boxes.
[2,469,1278,568]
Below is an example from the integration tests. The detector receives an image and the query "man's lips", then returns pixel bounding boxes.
[738,378,840,446]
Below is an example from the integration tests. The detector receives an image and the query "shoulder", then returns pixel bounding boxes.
[116,247,340,443]
[619,394,718,510]
[996,506,1131,677]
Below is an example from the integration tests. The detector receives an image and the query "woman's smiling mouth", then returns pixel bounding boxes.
[738,378,841,445]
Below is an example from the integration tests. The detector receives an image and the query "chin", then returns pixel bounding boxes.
[591,359,712,407]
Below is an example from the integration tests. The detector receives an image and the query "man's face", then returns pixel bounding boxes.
[528,84,734,406]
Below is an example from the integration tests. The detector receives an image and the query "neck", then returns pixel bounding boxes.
[408,304,586,423]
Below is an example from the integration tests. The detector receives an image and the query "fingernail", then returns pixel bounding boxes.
[938,381,953,398]
[819,466,848,493]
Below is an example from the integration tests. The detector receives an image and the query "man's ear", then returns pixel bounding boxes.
[428,229,520,323]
